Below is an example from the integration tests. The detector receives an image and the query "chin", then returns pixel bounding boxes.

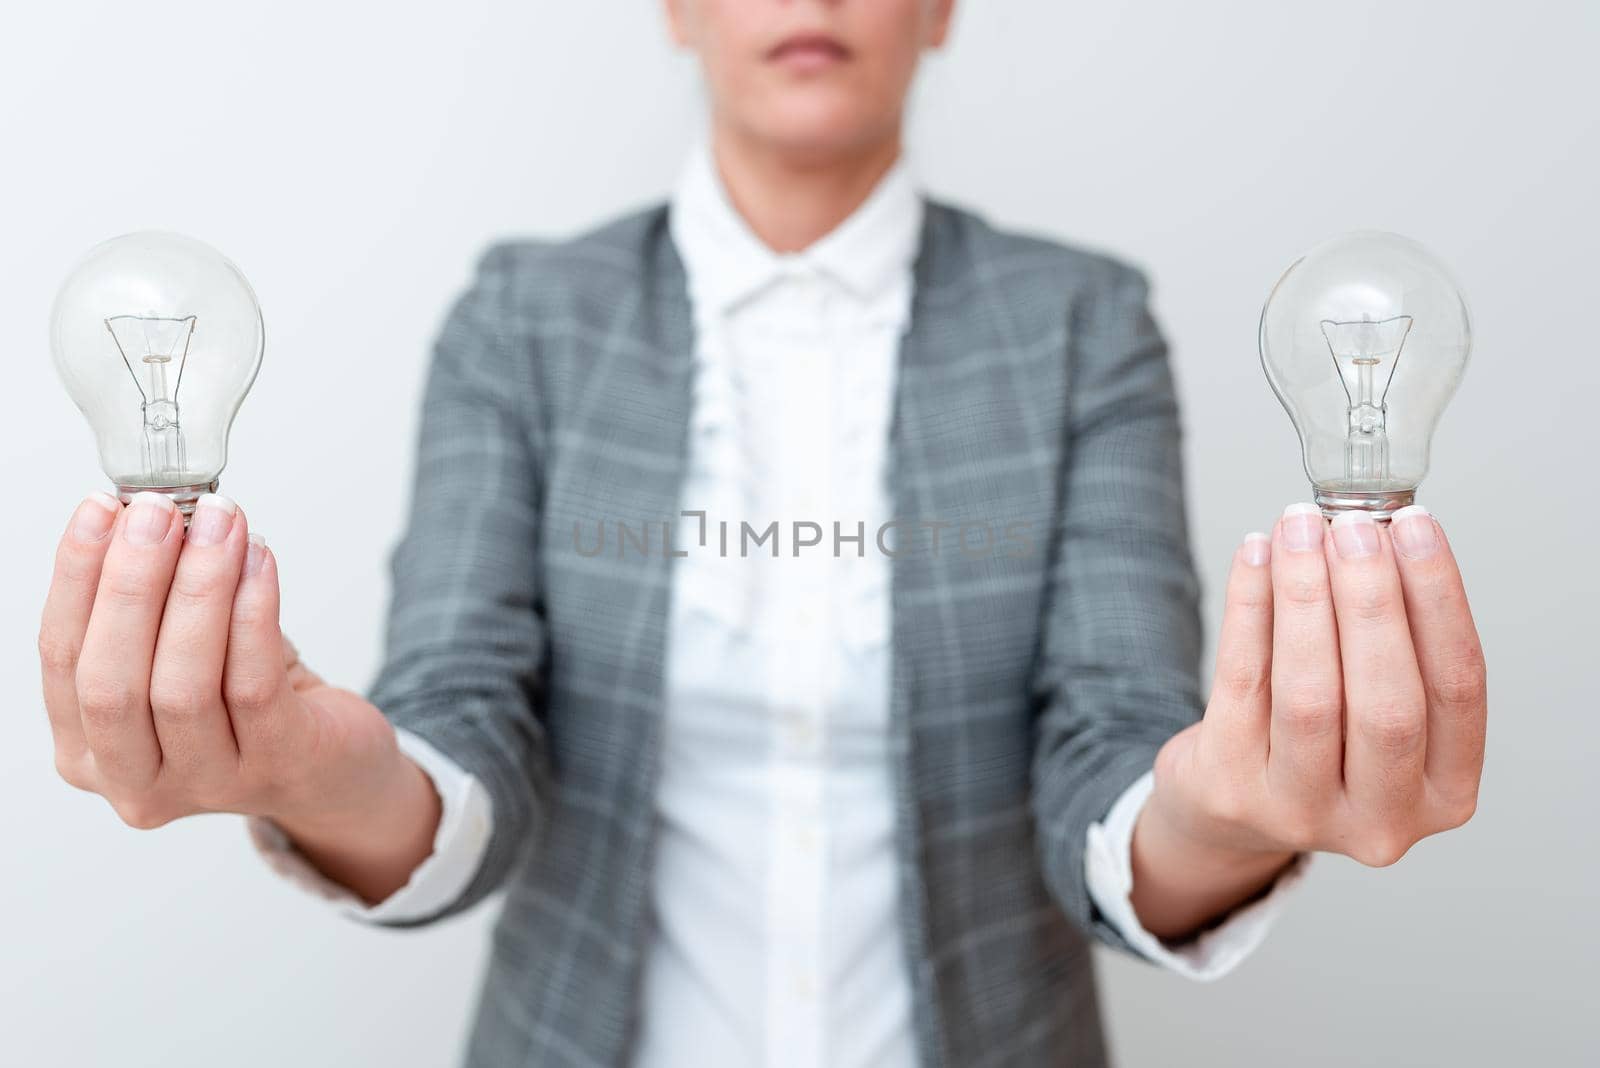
[742,90,898,162]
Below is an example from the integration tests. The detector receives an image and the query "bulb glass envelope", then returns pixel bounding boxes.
[51,232,263,493]
[1259,231,1470,510]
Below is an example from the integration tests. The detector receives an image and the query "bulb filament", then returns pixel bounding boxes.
[1320,315,1412,489]
[105,314,195,485]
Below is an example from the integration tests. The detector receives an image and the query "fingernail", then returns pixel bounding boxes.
[123,492,175,546]
[1281,502,1324,553]
[1331,510,1380,559]
[244,533,269,576]
[187,493,237,548]
[70,492,120,543]
[1240,531,1270,567]
[1391,504,1439,559]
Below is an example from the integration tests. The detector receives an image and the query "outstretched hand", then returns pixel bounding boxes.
[38,492,436,902]
[1132,503,1487,938]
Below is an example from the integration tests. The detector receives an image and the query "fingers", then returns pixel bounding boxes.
[75,492,186,790]
[1326,511,1427,831]
[38,493,122,785]
[149,495,248,783]
[1203,532,1274,761]
[75,495,185,789]
[1390,506,1486,819]
[224,535,302,766]
[1267,503,1344,807]
[1183,501,1483,868]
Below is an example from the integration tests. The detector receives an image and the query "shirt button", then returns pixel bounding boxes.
[784,709,821,754]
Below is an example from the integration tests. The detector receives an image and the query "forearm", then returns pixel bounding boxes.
[1128,783,1297,941]
[272,749,442,906]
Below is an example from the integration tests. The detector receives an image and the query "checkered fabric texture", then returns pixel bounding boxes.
[369,202,1204,1067]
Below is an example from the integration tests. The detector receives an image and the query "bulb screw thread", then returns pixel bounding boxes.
[1313,487,1415,523]
[114,480,219,525]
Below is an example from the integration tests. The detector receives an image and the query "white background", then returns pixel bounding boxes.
[2,2,1596,1065]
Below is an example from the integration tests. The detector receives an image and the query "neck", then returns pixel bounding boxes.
[711,126,903,253]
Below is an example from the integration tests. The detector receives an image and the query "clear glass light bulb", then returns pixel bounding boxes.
[1259,231,1471,520]
[50,232,264,515]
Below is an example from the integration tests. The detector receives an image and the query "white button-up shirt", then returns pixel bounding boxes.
[253,145,1303,1068]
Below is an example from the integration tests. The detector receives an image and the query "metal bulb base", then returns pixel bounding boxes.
[1313,486,1416,523]
[114,480,219,523]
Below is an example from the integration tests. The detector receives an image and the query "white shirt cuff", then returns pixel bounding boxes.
[247,727,494,923]
[1085,770,1310,980]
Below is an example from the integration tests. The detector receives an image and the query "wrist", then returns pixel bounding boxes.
[271,746,443,905]
[270,740,414,839]
[1139,785,1296,881]
[1129,781,1297,941]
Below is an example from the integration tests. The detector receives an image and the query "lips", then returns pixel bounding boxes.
[766,33,851,70]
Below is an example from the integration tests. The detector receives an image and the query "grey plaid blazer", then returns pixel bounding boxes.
[370,201,1204,1067]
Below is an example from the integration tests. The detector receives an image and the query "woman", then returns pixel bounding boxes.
[37,2,1487,1065]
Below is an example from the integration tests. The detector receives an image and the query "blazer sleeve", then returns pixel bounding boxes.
[367,245,551,925]
[1030,260,1206,954]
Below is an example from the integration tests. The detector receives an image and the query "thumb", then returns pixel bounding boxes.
[223,534,309,759]
[281,633,328,694]
[1202,530,1275,762]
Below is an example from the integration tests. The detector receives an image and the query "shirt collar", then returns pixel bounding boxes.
[669,142,923,313]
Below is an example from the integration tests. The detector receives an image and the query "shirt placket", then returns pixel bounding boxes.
[763,269,833,1068]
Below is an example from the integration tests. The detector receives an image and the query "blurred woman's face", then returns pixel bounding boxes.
[666,0,954,161]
